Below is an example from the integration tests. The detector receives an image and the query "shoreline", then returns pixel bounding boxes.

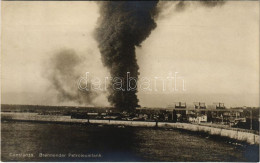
[1,112,259,145]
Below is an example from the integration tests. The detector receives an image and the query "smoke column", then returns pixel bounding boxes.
[45,49,97,105]
[95,1,159,112]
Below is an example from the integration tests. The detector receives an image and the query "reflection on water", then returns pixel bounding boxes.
[1,121,258,161]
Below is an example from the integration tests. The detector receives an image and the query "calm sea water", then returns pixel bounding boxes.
[1,121,259,162]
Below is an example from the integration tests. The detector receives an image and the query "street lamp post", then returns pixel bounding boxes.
[250,110,253,130]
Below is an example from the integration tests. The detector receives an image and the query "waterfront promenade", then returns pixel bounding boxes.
[1,112,259,145]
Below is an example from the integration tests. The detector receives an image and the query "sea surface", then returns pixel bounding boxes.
[1,121,259,162]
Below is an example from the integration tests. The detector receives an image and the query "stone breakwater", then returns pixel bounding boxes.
[1,112,259,145]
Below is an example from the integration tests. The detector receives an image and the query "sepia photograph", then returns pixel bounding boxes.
[1,0,259,162]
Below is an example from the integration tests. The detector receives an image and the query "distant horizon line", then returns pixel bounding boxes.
[1,103,259,109]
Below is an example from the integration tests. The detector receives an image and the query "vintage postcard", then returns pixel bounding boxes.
[1,0,259,162]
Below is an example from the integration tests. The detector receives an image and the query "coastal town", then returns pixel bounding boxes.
[1,103,259,133]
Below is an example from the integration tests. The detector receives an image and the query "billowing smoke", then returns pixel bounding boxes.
[45,49,97,105]
[175,0,225,11]
[200,0,225,7]
[94,1,225,111]
[95,1,159,112]
[158,0,225,15]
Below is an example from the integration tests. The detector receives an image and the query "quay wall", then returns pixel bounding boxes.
[1,112,259,145]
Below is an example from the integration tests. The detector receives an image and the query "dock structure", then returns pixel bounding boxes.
[137,102,256,130]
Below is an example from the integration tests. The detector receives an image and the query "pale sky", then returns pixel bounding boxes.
[1,1,259,107]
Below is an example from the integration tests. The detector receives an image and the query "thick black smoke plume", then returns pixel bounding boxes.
[45,49,97,105]
[95,1,159,112]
